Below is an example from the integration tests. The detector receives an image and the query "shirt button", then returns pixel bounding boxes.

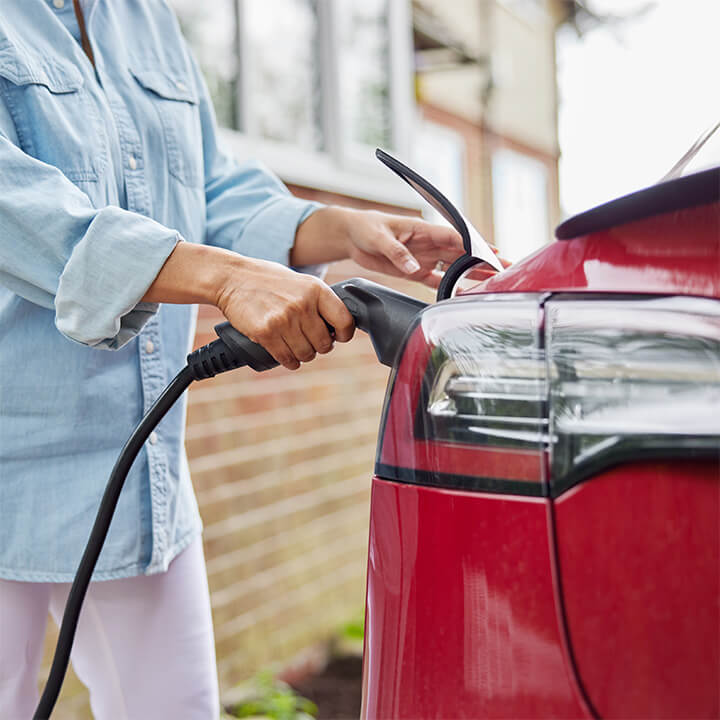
[52,0,65,8]
[128,154,137,170]
[149,432,158,445]
[175,80,187,92]
[145,339,155,354]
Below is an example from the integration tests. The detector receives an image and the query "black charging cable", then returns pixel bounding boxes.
[34,366,194,719]
[33,278,426,719]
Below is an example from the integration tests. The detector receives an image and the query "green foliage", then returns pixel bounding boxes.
[340,616,365,642]
[229,671,317,720]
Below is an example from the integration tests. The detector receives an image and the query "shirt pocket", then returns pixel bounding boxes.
[130,68,203,188]
[0,46,106,183]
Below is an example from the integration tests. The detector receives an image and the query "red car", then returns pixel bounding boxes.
[361,151,719,718]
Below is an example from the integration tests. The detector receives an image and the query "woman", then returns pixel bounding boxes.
[0,1,470,717]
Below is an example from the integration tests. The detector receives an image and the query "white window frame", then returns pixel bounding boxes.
[220,0,420,208]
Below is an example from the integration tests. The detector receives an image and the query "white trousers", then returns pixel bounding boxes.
[0,538,219,720]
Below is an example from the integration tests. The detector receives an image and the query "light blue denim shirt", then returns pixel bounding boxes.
[0,0,321,581]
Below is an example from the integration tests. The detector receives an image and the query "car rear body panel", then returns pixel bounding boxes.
[553,460,720,719]
[362,478,591,719]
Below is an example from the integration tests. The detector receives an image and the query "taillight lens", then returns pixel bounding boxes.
[546,296,720,494]
[422,298,546,451]
[376,294,720,497]
[376,294,547,496]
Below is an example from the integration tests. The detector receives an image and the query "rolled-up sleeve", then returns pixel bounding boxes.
[0,130,180,349]
[190,55,324,270]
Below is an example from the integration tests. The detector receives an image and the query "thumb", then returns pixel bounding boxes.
[381,233,421,275]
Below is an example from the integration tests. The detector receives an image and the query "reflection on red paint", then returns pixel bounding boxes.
[473,204,720,299]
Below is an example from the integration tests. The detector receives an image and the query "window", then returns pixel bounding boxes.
[242,1,322,149]
[492,148,550,261]
[171,0,238,129]
[413,121,466,224]
[336,0,392,152]
[169,0,414,197]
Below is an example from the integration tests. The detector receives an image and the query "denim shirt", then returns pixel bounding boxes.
[0,0,321,581]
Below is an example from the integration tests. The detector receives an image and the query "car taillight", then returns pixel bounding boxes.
[546,296,720,494]
[376,294,720,497]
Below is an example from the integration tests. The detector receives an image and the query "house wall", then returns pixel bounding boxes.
[416,0,561,249]
[185,196,429,697]
[487,1,559,156]
[417,0,559,152]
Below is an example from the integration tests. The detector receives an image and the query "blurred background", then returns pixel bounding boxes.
[171,0,720,261]
[44,1,720,716]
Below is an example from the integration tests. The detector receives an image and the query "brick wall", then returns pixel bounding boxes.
[191,262,399,694]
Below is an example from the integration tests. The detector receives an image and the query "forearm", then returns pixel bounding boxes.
[141,241,239,306]
[142,206,353,305]
[289,206,353,267]
[0,130,183,349]
[148,206,354,306]
[141,238,353,371]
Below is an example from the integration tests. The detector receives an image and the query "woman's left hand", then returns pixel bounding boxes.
[292,206,507,287]
[343,209,466,288]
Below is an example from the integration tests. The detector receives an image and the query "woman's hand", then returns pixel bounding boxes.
[214,255,354,371]
[291,206,504,289]
[343,209,466,288]
[142,243,354,371]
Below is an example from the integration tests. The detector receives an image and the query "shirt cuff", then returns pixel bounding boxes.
[55,207,181,349]
[239,195,324,268]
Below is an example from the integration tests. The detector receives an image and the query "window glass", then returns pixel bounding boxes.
[413,121,466,224]
[492,148,549,261]
[336,0,392,152]
[169,0,238,129]
[243,0,322,149]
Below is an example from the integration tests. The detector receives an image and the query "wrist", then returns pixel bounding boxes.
[291,205,354,266]
[186,243,240,307]
[142,241,244,308]
[209,249,254,311]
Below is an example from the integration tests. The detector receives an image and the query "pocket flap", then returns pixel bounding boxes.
[0,44,83,93]
[130,68,197,104]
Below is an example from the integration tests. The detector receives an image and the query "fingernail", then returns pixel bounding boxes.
[403,258,420,274]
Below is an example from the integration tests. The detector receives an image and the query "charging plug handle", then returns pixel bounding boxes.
[332,278,427,366]
[188,277,427,378]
